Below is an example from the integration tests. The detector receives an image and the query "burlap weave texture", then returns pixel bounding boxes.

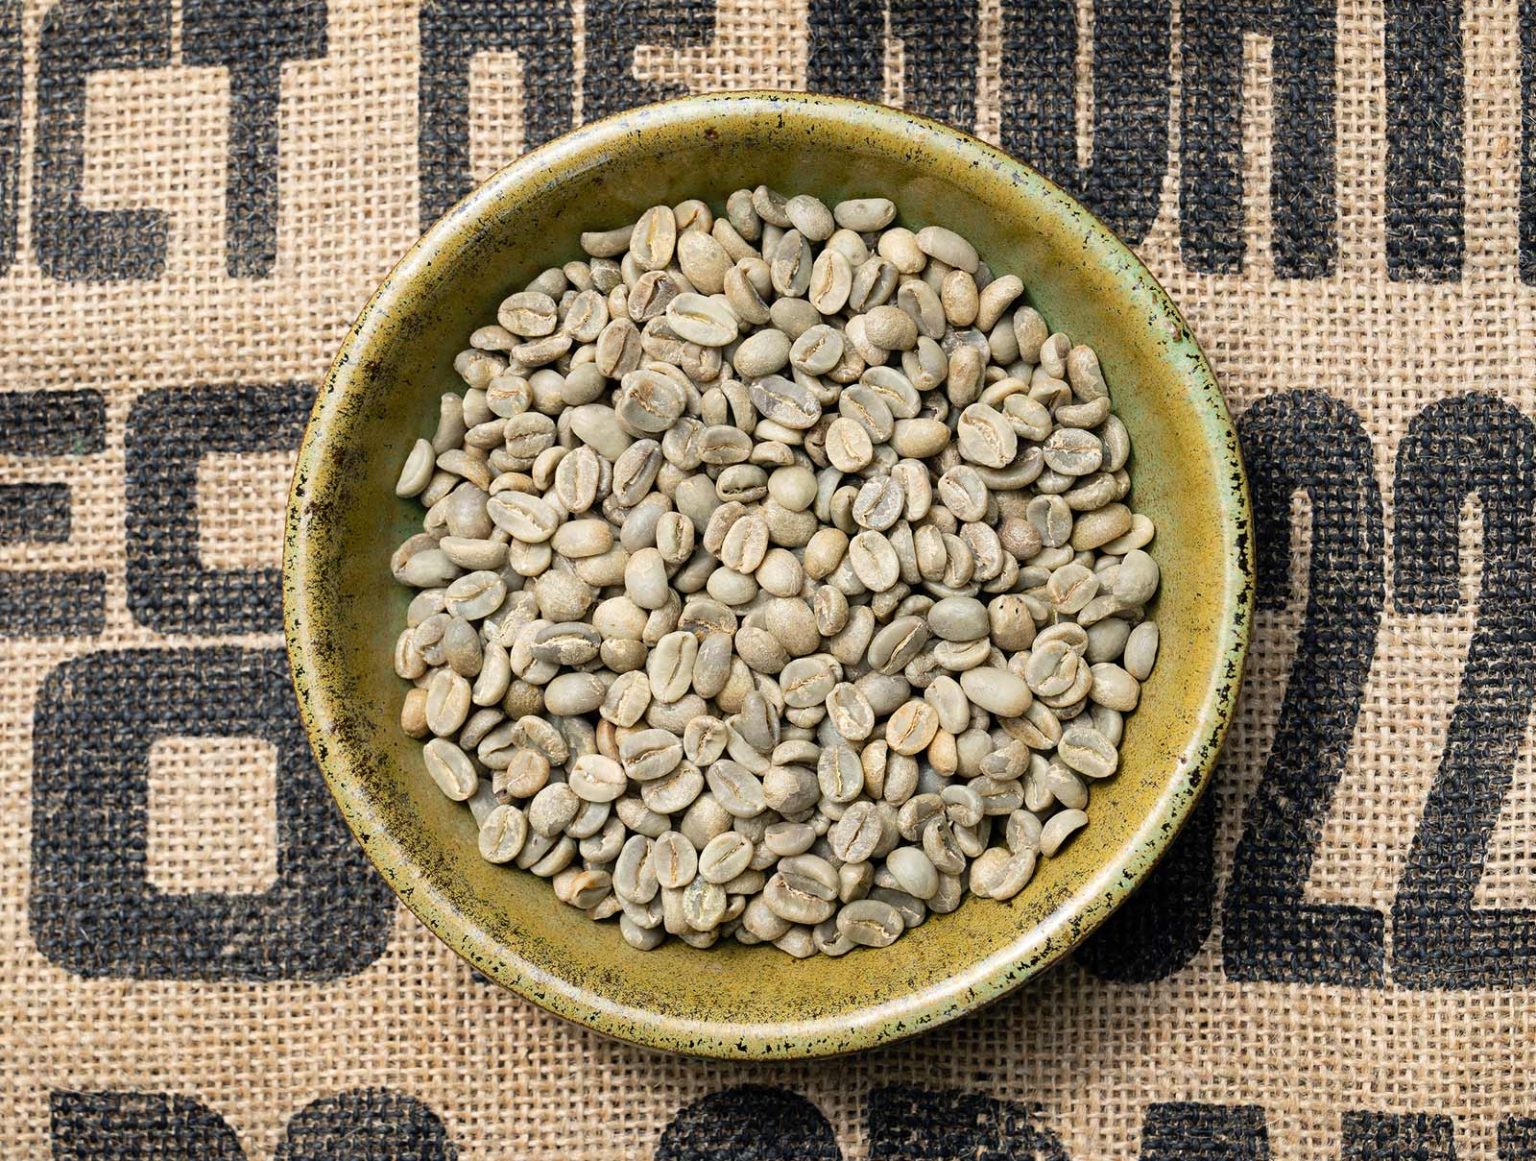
[3,0,1533,1155]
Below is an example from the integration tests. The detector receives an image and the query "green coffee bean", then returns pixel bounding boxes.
[543,672,606,715]
[826,683,876,741]
[650,830,698,889]
[848,530,900,591]
[957,402,1017,469]
[970,846,1036,900]
[940,268,979,327]
[479,805,529,862]
[1090,663,1140,711]
[915,225,978,272]
[781,656,837,709]
[527,783,580,837]
[568,754,626,803]
[629,205,677,271]
[706,759,767,818]
[568,798,612,839]
[423,737,477,800]
[581,224,634,258]
[677,229,731,294]
[1124,622,1160,681]
[699,832,755,883]
[834,898,903,947]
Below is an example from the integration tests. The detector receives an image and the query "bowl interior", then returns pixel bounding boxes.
[285,93,1249,1058]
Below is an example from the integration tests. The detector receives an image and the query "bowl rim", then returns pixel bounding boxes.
[285,89,1254,1059]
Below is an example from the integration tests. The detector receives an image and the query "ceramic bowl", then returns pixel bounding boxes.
[284,91,1252,1059]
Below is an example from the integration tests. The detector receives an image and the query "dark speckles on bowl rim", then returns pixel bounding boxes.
[284,91,1253,1060]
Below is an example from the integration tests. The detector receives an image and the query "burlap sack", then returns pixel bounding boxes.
[5,0,1533,1155]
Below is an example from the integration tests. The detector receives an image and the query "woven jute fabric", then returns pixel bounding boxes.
[4,0,1534,1155]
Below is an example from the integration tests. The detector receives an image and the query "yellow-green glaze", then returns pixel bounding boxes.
[284,92,1252,1059]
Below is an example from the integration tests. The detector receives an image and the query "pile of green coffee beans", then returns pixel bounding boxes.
[390,189,1161,958]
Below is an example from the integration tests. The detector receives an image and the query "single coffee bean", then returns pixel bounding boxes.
[1057,722,1119,779]
[863,304,918,351]
[499,291,559,337]
[423,737,478,800]
[959,667,1032,717]
[699,832,755,883]
[817,743,865,803]
[1115,548,1161,606]
[970,847,1037,900]
[849,530,900,591]
[543,672,607,715]
[1124,621,1160,680]
[1039,809,1088,857]
[825,417,875,472]
[868,616,930,675]
[826,683,876,741]
[720,513,770,572]
[733,326,790,377]
[957,402,1018,468]
[1090,663,1140,711]
[915,225,979,271]
[886,699,941,756]
[827,801,882,863]
[662,293,736,347]
[781,656,838,708]
[758,822,813,860]
[629,205,677,270]
[706,759,768,818]
[568,754,627,803]
[834,197,896,231]
[528,783,580,837]
[652,830,699,889]
[642,762,705,815]
[927,596,989,642]
[885,846,940,900]
[836,898,905,947]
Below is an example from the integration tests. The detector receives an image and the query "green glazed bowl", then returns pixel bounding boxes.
[284,92,1252,1059]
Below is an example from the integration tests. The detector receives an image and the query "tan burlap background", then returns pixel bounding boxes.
[4,0,1534,1155]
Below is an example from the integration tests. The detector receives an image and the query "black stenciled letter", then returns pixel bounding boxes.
[1076,786,1219,982]
[807,0,979,129]
[30,646,394,979]
[1223,390,1387,986]
[584,0,716,123]
[1386,0,1465,280]
[33,0,172,281]
[655,1086,842,1160]
[50,1087,457,1160]
[276,1090,458,1160]
[0,390,106,638]
[1180,0,1336,275]
[1139,1104,1270,1160]
[126,383,313,635]
[0,483,71,543]
[999,0,1171,244]
[867,1086,1070,1160]
[1501,1117,1536,1159]
[182,0,328,278]
[0,0,20,275]
[1392,393,1536,988]
[1343,1112,1456,1160]
[1522,0,1536,283]
[419,0,574,229]
[51,1091,245,1160]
